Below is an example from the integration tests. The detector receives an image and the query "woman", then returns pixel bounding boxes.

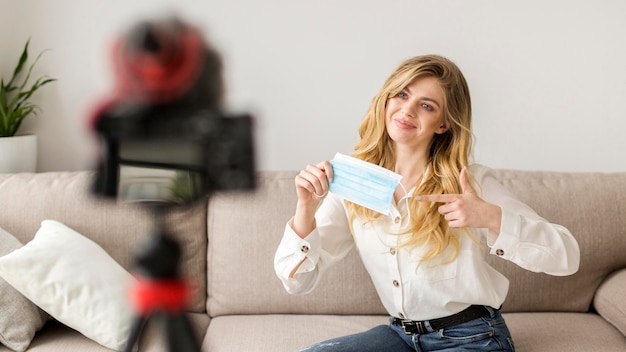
[274,55,580,351]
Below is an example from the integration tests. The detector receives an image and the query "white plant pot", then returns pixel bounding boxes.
[0,134,37,173]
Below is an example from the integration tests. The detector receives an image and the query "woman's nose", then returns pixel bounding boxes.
[401,101,417,118]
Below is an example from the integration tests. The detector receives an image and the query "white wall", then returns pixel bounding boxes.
[1,0,625,172]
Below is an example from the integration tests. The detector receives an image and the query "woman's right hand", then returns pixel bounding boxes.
[292,161,333,237]
[295,161,333,202]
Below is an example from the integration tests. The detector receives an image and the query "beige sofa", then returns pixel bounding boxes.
[0,168,625,351]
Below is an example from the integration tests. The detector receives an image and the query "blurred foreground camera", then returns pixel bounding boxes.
[89,17,256,352]
[92,17,255,204]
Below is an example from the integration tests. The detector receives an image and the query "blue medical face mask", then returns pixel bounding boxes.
[329,153,405,216]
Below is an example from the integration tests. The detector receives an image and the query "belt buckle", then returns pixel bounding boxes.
[400,320,427,335]
[400,320,412,335]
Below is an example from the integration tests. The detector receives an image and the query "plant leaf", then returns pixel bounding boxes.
[7,39,30,88]
[1,38,56,136]
[0,80,6,112]
[10,76,56,109]
[9,105,35,136]
[0,81,10,136]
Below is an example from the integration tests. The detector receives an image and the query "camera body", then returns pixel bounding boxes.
[92,102,255,204]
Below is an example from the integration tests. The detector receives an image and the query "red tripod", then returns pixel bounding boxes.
[123,219,200,352]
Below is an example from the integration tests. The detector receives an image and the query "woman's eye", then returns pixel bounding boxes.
[396,92,408,99]
[421,103,433,111]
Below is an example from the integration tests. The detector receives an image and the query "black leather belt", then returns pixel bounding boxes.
[392,305,491,335]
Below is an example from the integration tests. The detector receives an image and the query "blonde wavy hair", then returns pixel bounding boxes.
[347,54,474,263]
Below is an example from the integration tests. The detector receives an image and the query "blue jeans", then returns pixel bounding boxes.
[299,308,515,352]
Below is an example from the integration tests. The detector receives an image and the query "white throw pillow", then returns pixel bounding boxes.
[0,220,137,351]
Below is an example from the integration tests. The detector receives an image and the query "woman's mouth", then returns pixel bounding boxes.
[394,118,415,129]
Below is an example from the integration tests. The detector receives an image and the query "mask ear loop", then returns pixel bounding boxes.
[397,165,429,229]
[373,183,411,251]
[397,182,412,228]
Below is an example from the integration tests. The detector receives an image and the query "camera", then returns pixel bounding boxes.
[91,18,255,204]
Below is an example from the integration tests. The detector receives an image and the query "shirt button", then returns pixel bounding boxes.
[390,248,397,255]
[398,312,405,319]
[393,280,399,287]
[301,245,309,254]
[394,216,401,224]
[496,249,504,256]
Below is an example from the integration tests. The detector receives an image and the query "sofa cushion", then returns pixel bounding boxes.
[594,269,626,336]
[0,172,207,313]
[202,314,389,352]
[203,312,626,352]
[206,171,386,317]
[0,220,135,351]
[0,313,210,352]
[486,170,626,313]
[206,169,626,317]
[0,226,49,352]
[504,312,626,351]
[0,321,114,352]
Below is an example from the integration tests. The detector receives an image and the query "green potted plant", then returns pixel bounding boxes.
[0,39,56,172]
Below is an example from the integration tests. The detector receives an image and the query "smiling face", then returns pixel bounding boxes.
[385,76,447,151]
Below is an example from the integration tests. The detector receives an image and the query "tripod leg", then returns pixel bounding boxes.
[165,313,201,352]
[124,315,148,352]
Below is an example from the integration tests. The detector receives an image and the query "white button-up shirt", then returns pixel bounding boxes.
[274,164,580,320]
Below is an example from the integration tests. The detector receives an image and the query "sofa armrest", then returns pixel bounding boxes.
[594,269,626,336]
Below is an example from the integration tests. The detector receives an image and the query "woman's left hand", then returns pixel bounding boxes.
[416,167,502,234]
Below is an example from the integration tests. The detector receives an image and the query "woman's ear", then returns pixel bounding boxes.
[436,124,449,134]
